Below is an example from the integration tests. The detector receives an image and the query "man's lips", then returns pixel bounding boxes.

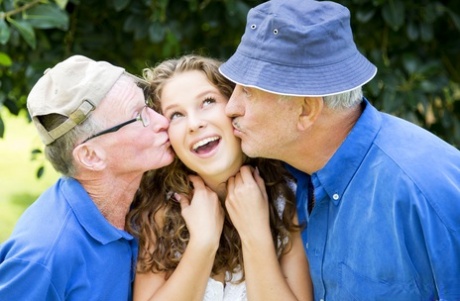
[232,121,243,136]
[157,133,170,146]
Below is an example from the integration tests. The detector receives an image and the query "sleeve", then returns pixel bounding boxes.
[424,208,460,300]
[412,182,460,300]
[0,258,61,301]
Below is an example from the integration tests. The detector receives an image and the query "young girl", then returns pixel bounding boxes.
[127,55,312,301]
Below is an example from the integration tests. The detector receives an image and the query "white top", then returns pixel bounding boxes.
[202,183,293,301]
[204,271,247,301]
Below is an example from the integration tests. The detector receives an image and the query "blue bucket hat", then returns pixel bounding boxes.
[219,0,377,97]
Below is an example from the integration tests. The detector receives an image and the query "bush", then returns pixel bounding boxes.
[1,0,459,157]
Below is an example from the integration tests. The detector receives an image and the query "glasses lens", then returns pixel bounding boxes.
[141,106,150,127]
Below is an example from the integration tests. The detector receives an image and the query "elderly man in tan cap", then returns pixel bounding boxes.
[0,55,174,300]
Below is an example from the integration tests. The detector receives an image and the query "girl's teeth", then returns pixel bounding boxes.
[193,136,219,150]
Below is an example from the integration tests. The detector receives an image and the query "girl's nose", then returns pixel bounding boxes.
[187,114,207,133]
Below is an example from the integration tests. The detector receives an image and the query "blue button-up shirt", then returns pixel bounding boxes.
[0,177,138,300]
[288,99,460,301]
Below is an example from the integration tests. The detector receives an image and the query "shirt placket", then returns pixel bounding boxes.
[307,175,329,301]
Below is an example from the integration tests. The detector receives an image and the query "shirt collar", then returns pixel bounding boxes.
[315,98,382,205]
[61,177,134,244]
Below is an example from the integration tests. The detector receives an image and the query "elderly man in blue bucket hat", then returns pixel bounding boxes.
[220,0,460,300]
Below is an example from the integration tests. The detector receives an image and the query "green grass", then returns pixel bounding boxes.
[0,110,60,243]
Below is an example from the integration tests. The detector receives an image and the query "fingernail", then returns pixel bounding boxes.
[167,191,179,202]
[173,192,181,202]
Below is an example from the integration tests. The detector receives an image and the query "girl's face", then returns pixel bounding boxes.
[160,70,244,183]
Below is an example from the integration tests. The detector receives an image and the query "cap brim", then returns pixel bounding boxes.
[220,50,377,97]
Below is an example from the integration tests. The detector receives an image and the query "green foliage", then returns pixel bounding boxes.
[0,0,459,158]
[342,0,460,147]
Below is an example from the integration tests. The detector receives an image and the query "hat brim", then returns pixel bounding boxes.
[220,50,377,97]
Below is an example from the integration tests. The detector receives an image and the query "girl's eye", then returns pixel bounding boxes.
[203,97,216,106]
[169,111,183,120]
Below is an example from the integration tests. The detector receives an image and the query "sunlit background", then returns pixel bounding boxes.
[0,111,59,242]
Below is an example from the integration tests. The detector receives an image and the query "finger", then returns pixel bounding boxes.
[238,165,256,184]
[227,175,235,192]
[225,176,235,210]
[174,193,190,210]
[188,175,206,190]
[253,167,268,200]
[253,167,266,189]
[234,169,244,187]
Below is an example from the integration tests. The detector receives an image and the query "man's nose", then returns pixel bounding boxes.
[225,85,244,118]
[150,110,169,132]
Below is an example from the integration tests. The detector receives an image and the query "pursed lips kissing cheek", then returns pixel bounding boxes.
[232,120,243,136]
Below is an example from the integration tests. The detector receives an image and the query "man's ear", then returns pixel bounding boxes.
[298,97,323,131]
[73,144,107,171]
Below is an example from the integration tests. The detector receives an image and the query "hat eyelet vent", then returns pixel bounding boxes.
[273,29,279,35]
[250,24,257,30]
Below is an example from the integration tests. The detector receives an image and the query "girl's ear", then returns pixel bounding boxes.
[298,97,324,131]
[73,143,107,171]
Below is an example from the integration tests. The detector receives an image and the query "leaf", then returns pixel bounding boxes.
[420,80,439,93]
[54,0,69,10]
[0,52,12,66]
[8,19,36,49]
[0,18,11,44]
[446,8,460,31]
[402,54,418,75]
[406,21,418,41]
[148,22,166,43]
[123,15,137,32]
[2,0,14,11]
[113,0,131,11]
[31,148,42,161]
[0,116,4,138]
[25,3,69,30]
[3,97,20,115]
[356,8,376,23]
[419,22,433,42]
[418,60,442,76]
[382,0,405,31]
[366,76,381,97]
[36,166,45,179]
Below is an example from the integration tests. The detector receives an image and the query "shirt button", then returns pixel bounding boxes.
[305,242,308,249]
[333,193,339,200]
[320,299,325,301]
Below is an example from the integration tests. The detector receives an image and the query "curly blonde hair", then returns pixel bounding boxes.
[126,54,300,281]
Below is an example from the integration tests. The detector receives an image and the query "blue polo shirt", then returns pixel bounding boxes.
[0,177,138,301]
[289,99,460,301]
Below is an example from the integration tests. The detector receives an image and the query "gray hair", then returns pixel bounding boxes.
[41,74,143,177]
[42,114,104,177]
[323,87,363,110]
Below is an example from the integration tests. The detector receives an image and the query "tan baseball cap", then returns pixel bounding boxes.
[27,55,144,145]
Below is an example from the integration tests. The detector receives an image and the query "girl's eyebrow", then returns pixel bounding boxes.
[162,88,221,112]
[161,102,178,113]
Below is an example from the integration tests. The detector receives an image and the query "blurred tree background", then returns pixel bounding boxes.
[1,0,459,176]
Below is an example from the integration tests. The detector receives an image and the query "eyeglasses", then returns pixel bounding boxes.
[81,106,151,143]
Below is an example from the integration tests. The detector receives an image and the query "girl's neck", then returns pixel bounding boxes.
[200,175,228,200]
[199,162,244,200]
